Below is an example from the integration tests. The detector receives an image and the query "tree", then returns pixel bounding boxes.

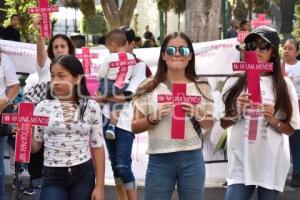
[4,0,56,42]
[280,0,296,40]
[229,0,248,21]
[185,0,222,42]
[100,0,137,30]
[157,0,173,35]
[173,0,186,31]
[81,10,108,35]
[61,0,96,19]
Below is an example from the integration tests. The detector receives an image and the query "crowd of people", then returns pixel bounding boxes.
[0,13,300,200]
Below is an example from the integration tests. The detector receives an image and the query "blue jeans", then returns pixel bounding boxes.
[103,117,136,189]
[144,149,205,200]
[0,136,7,200]
[225,184,279,200]
[290,130,300,173]
[40,160,95,200]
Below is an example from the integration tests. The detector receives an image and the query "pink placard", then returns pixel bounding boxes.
[28,0,59,38]
[251,13,272,29]
[76,47,98,75]
[1,103,49,163]
[157,83,202,139]
[85,76,99,98]
[113,53,136,89]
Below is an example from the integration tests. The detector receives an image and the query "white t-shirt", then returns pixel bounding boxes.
[36,58,51,83]
[102,61,146,132]
[34,99,104,167]
[221,76,300,192]
[0,53,19,100]
[285,61,300,99]
[97,52,136,83]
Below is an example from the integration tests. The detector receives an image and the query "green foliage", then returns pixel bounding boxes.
[173,0,186,14]
[157,0,174,12]
[81,10,107,35]
[61,0,95,19]
[292,5,300,40]
[4,0,56,42]
[229,0,247,21]
[253,0,270,14]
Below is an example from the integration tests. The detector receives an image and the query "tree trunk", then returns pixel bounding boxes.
[164,11,168,36]
[178,13,181,31]
[100,0,137,30]
[280,0,295,37]
[248,0,252,20]
[185,0,222,42]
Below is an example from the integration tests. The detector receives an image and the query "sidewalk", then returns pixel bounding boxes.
[4,174,300,200]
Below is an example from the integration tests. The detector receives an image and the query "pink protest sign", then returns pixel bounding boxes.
[157,84,201,139]
[1,103,49,163]
[232,51,273,103]
[76,47,98,75]
[28,0,59,38]
[251,14,272,29]
[232,51,273,140]
[237,31,249,44]
[109,52,136,89]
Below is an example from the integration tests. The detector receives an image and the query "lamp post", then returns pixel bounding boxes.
[222,0,229,39]
[159,9,164,45]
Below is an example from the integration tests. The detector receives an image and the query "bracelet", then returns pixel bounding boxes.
[194,113,205,122]
[275,119,281,129]
[147,114,159,125]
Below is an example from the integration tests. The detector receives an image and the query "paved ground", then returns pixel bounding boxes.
[4,174,300,200]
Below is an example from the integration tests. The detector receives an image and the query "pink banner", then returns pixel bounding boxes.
[28,0,59,38]
[1,103,49,163]
[237,31,249,44]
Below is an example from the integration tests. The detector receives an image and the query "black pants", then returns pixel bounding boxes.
[28,146,44,179]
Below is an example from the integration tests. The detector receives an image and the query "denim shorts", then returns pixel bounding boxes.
[145,149,205,200]
[103,117,136,189]
[40,159,95,200]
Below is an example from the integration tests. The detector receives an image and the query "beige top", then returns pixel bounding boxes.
[134,79,213,154]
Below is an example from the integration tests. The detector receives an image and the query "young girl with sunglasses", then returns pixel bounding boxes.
[132,32,214,200]
[31,55,105,200]
[282,39,300,187]
[221,26,300,200]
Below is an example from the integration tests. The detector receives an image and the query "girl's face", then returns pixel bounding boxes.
[52,38,69,58]
[162,37,192,72]
[283,41,298,62]
[50,63,78,100]
[254,38,273,63]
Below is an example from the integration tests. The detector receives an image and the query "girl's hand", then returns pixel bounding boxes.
[236,93,252,115]
[151,102,173,121]
[260,103,277,125]
[181,102,204,119]
[91,187,104,200]
[33,15,42,30]
[11,127,18,138]
[94,92,107,104]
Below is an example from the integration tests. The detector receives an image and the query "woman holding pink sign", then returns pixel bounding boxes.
[132,32,214,200]
[221,26,300,199]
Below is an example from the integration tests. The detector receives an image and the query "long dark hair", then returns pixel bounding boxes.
[47,55,90,121]
[223,38,293,122]
[47,34,75,60]
[135,32,210,100]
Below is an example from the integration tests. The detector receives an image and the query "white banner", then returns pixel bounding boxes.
[0,38,239,184]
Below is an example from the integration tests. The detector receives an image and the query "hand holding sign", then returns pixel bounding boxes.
[1,103,49,163]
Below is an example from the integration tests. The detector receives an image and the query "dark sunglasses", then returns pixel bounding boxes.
[245,41,272,51]
[165,46,191,56]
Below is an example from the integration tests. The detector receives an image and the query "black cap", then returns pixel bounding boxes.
[119,26,136,43]
[244,25,280,47]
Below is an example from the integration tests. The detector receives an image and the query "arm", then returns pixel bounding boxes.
[31,138,43,153]
[91,147,105,200]
[36,34,47,68]
[132,102,173,133]
[0,84,19,113]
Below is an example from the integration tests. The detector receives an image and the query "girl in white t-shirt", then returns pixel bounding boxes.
[283,38,300,187]
[31,55,105,200]
[132,32,214,200]
[221,26,300,199]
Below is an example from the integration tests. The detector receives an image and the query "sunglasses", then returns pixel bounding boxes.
[165,46,191,56]
[245,41,272,51]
